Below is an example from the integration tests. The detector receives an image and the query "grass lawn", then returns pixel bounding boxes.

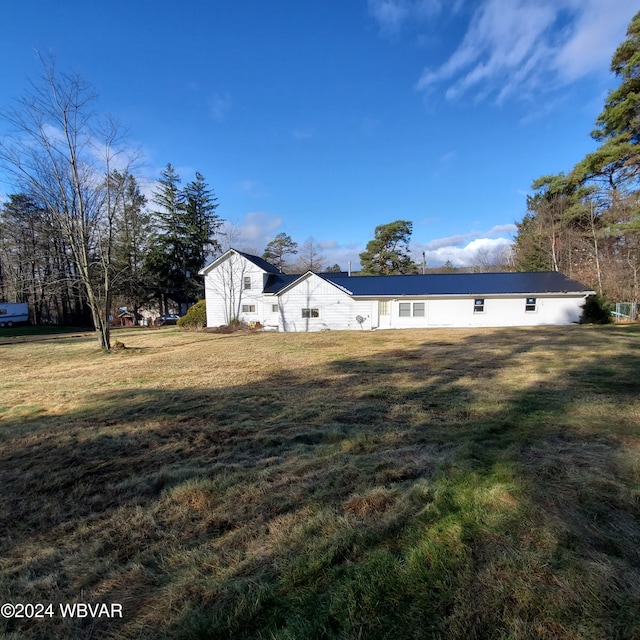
[1,325,640,639]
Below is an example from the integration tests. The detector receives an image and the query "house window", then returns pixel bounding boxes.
[379,300,390,316]
[272,304,279,313]
[302,308,319,318]
[242,304,256,313]
[473,298,485,313]
[525,297,537,312]
[243,276,251,290]
[399,302,424,317]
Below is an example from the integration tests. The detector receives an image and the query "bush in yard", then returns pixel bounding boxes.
[177,300,207,330]
[580,294,612,324]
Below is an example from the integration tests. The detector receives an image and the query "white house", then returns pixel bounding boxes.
[200,249,596,332]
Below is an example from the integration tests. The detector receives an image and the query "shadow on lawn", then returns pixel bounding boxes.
[1,325,640,639]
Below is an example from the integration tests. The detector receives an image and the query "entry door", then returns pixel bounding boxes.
[378,300,391,328]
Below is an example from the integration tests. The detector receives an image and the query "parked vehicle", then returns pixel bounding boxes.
[0,302,29,327]
[158,313,181,325]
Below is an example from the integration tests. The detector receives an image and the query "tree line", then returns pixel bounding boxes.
[0,58,221,348]
[0,162,220,339]
[512,10,640,305]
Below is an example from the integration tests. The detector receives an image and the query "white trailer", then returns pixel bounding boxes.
[0,303,29,327]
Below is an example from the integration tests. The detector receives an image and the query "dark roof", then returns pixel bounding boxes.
[234,249,282,274]
[263,273,301,294]
[310,271,594,297]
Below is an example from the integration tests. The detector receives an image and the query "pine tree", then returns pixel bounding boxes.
[146,164,187,312]
[146,165,222,311]
[359,220,415,275]
[574,11,640,194]
[593,10,640,144]
[263,233,298,272]
[183,171,221,273]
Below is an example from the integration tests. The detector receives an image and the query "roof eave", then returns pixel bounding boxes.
[350,290,595,299]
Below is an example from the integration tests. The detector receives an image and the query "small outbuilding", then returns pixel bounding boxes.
[200,249,595,332]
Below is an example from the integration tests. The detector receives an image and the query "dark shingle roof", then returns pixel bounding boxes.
[313,271,593,297]
[234,249,282,274]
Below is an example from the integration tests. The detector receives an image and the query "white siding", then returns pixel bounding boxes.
[380,295,587,329]
[204,253,273,327]
[279,274,373,332]
[203,252,590,331]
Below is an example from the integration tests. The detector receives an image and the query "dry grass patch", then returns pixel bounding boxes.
[1,324,640,638]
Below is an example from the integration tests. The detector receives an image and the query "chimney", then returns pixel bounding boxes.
[348,261,351,277]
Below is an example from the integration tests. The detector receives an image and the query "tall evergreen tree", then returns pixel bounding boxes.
[359,220,415,275]
[146,164,186,312]
[146,164,222,311]
[183,171,221,272]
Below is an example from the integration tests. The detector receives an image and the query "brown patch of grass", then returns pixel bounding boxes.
[342,487,397,516]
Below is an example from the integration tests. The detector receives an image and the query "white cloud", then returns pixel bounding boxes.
[413,224,516,266]
[415,0,637,103]
[553,0,636,83]
[419,236,514,267]
[368,0,444,36]
[239,211,282,245]
[209,91,232,121]
[219,212,282,252]
[486,223,517,236]
[420,223,516,250]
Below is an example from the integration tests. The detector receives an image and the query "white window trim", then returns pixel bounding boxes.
[399,302,426,317]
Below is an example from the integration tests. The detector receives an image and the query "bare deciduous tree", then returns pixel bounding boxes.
[0,57,136,349]
[291,237,326,273]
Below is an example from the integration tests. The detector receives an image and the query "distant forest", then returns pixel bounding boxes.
[0,161,220,330]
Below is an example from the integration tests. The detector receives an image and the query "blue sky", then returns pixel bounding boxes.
[0,1,637,269]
